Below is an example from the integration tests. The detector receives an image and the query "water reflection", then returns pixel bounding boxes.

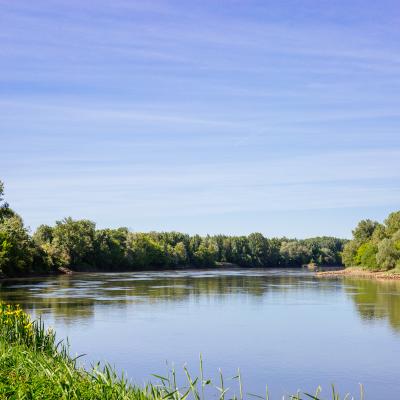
[344,277,400,332]
[0,270,339,320]
[1,270,400,332]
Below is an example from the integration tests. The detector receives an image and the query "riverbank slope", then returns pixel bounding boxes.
[317,267,400,280]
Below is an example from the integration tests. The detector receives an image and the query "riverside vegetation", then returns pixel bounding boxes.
[0,301,365,400]
[0,180,345,277]
[342,211,400,272]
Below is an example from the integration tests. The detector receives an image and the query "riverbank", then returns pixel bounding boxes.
[317,267,400,280]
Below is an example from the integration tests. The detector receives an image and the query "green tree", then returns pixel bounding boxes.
[173,242,188,265]
[318,247,336,265]
[0,180,14,222]
[94,228,129,270]
[0,181,50,276]
[248,233,269,266]
[384,212,400,236]
[0,179,350,274]
[33,224,54,245]
[342,240,359,267]
[50,218,96,268]
[193,242,217,267]
[355,242,378,270]
[371,223,386,244]
[376,238,400,270]
[0,215,36,275]
[279,241,311,266]
[352,219,379,243]
[126,233,168,268]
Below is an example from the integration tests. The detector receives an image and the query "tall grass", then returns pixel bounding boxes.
[0,302,62,356]
[0,302,364,400]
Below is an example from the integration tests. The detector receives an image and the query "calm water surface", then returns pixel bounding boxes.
[1,269,400,398]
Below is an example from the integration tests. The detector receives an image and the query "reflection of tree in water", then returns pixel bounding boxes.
[344,277,400,332]
[0,270,341,323]
[0,277,96,322]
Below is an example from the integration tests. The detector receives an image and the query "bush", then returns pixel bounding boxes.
[355,242,378,270]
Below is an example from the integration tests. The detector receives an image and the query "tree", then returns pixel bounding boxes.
[355,242,378,270]
[33,224,54,245]
[0,215,36,275]
[342,211,400,271]
[279,241,311,266]
[376,238,400,270]
[318,247,337,265]
[0,181,49,276]
[352,219,379,243]
[50,218,96,268]
[371,223,386,244]
[342,240,359,267]
[94,228,129,270]
[0,177,350,275]
[174,242,188,265]
[193,242,217,267]
[126,233,168,268]
[384,212,400,236]
[248,233,269,266]
[230,236,252,266]
[0,180,14,222]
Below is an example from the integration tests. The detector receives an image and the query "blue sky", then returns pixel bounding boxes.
[1,0,399,238]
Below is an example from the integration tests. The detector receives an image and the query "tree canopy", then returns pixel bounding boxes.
[0,180,347,277]
[343,211,400,271]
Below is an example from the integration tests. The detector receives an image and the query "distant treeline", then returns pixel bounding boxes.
[0,180,345,277]
[342,211,400,271]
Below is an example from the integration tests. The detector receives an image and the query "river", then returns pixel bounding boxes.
[1,268,399,398]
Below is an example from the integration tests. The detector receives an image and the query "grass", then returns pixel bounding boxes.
[0,303,364,400]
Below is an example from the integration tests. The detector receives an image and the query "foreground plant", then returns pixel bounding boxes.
[0,302,363,399]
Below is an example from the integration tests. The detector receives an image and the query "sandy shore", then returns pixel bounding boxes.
[316,267,400,281]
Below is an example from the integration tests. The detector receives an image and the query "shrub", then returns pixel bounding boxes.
[355,242,378,270]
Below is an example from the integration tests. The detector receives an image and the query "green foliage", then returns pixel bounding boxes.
[354,242,378,270]
[376,238,400,271]
[4,224,348,276]
[0,303,57,354]
[30,227,346,274]
[94,228,129,270]
[193,242,217,267]
[0,302,153,400]
[280,240,311,266]
[342,240,359,267]
[0,179,347,276]
[371,223,386,244]
[126,233,169,268]
[51,217,97,268]
[344,211,400,271]
[0,215,49,276]
[384,211,400,236]
[248,232,270,266]
[0,180,14,223]
[173,241,188,265]
[0,182,51,276]
[352,219,380,243]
